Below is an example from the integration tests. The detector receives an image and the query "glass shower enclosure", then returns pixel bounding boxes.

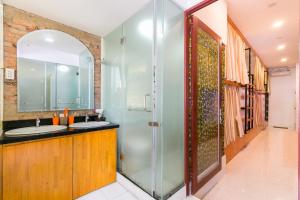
[102,0,184,199]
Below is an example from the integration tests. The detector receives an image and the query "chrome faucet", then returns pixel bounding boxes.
[85,114,89,123]
[36,117,40,127]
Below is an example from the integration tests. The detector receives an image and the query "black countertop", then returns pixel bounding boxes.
[0,123,119,145]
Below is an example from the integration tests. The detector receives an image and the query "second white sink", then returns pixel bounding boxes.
[69,121,110,129]
[5,125,67,137]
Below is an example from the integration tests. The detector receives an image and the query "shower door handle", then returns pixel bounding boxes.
[144,94,151,112]
[148,122,160,127]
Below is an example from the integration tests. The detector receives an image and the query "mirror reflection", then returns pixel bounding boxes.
[17,30,94,112]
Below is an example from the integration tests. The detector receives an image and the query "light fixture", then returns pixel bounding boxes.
[277,44,286,50]
[272,20,284,29]
[45,37,54,43]
[280,58,287,62]
[268,1,277,8]
[58,65,69,72]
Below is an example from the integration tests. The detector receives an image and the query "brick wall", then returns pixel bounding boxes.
[3,5,101,120]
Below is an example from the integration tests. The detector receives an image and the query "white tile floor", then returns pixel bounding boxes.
[77,182,138,200]
[200,127,298,200]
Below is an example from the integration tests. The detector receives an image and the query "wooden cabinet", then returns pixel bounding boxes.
[1,129,117,200]
[73,129,117,198]
[3,137,73,200]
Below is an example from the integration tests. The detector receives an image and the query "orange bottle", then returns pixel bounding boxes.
[53,113,59,125]
[68,115,74,125]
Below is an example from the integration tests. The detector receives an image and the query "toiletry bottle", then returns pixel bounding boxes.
[68,111,75,125]
[53,113,59,125]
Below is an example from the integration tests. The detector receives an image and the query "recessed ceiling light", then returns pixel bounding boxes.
[277,44,286,50]
[45,37,54,43]
[281,58,287,62]
[272,20,284,28]
[268,2,277,8]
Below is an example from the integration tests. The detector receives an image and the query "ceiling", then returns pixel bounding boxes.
[4,0,299,67]
[227,0,299,67]
[3,0,201,37]
[3,0,152,36]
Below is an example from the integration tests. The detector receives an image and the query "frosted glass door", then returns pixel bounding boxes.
[120,2,154,194]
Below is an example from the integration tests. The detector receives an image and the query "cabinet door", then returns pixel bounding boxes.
[73,129,117,198]
[3,137,73,200]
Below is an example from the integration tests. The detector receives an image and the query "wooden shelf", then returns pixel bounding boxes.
[224,80,245,87]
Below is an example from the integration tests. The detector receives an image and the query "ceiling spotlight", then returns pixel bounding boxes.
[268,2,277,8]
[277,44,286,50]
[272,20,284,29]
[45,37,54,43]
[280,58,287,62]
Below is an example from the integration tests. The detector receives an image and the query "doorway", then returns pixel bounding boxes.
[184,0,225,195]
[269,67,296,129]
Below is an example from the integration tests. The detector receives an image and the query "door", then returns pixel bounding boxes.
[189,16,222,193]
[119,1,157,196]
[73,130,117,198]
[269,69,296,129]
[3,137,73,200]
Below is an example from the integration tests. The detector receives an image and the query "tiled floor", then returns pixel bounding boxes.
[77,182,138,200]
[200,127,298,200]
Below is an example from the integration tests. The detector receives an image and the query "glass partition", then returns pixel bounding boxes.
[155,0,184,198]
[102,0,184,199]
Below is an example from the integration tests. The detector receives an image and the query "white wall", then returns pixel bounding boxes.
[269,67,296,129]
[193,0,228,44]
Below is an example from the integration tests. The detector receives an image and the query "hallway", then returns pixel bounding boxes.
[201,128,298,200]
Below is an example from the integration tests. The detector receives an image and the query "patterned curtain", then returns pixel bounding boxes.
[224,85,244,147]
[226,24,249,85]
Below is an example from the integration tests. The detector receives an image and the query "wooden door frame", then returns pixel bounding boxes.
[184,0,220,195]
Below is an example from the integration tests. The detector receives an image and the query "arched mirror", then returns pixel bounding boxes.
[17,30,94,112]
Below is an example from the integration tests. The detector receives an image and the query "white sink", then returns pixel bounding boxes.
[69,121,110,129]
[5,125,67,137]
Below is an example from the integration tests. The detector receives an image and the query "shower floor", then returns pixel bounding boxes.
[126,149,184,198]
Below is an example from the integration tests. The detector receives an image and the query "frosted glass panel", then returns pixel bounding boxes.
[102,0,184,199]
[121,2,154,194]
[155,0,184,198]
[103,1,154,194]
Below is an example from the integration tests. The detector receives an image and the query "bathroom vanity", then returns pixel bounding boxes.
[0,123,119,200]
[0,5,118,200]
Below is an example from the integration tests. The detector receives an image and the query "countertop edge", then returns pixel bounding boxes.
[0,123,120,145]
